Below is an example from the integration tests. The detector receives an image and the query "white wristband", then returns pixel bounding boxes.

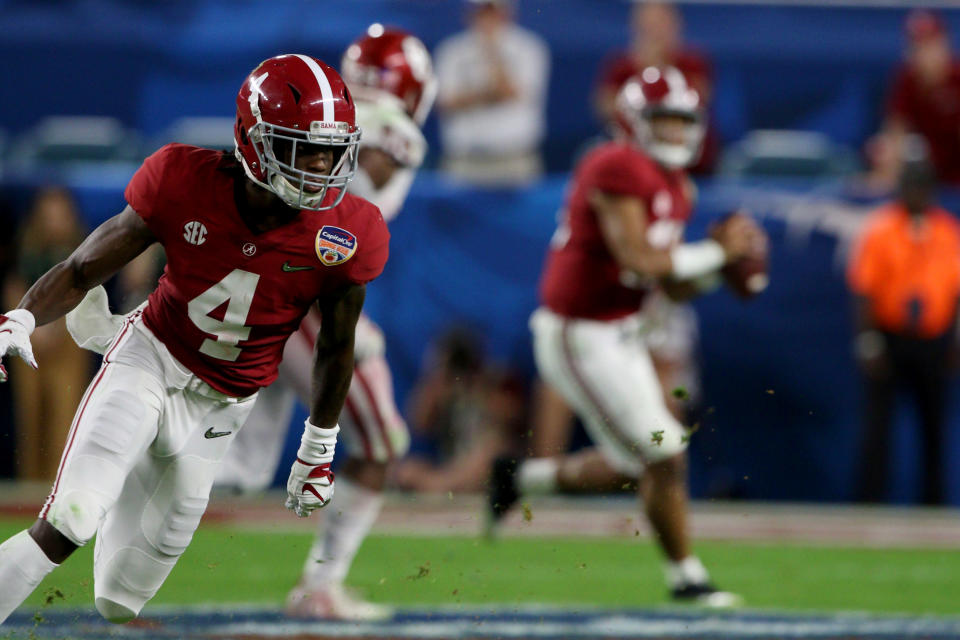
[670,240,726,281]
[4,309,36,335]
[296,420,338,465]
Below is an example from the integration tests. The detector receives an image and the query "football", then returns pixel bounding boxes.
[723,253,769,299]
[711,211,770,299]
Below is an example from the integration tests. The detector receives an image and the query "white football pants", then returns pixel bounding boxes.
[530,307,688,475]
[42,310,256,617]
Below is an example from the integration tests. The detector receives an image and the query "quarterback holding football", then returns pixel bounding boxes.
[489,66,767,606]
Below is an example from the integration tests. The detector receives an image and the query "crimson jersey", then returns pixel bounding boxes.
[125,144,389,397]
[540,141,692,321]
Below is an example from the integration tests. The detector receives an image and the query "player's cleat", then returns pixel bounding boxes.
[671,582,743,609]
[285,583,393,621]
[485,457,520,536]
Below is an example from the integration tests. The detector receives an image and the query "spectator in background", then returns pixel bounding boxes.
[434,0,550,187]
[593,1,717,173]
[847,153,960,505]
[393,328,526,493]
[2,187,91,481]
[885,10,960,185]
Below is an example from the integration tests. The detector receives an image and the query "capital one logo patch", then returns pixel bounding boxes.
[315,226,358,266]
[183,221,207,246]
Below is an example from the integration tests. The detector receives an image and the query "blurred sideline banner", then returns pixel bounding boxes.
[4,170,960,503]
[2,2,960,171]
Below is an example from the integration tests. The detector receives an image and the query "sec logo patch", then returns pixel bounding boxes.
[315,226,358,266]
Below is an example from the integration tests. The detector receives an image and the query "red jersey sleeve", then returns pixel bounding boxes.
[124,144,178,238]
[346,208,390,285]
[590,147,658,199]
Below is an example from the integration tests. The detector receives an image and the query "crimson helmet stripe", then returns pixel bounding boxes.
[293,54,334,123]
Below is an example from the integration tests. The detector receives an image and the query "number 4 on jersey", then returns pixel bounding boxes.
[187,269,260,361]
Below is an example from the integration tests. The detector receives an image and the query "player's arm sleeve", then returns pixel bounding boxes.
[124,144,176,238]
[346,212,390,285]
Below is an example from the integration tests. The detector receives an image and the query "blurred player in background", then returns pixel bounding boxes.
[216,25,436,620]
[0,54,387,624]
[489,67,767,606]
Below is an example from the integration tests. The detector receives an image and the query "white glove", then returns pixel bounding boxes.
[0,310,38,383]
[285,420,339,517]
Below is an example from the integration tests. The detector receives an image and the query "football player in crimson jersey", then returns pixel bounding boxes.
[487,67,766,607]
[212,25,436,621]
[0,54,389,625]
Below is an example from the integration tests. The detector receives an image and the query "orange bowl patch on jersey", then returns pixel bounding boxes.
[315,226,358,266]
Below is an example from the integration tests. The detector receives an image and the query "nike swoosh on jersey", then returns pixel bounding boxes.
[282,261,315,272]
[204,427,232,439]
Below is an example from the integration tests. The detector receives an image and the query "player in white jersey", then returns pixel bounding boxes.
[220,25,436,620]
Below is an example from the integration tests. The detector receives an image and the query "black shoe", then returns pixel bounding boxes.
[485,457,520,536]
[671,582,743,608]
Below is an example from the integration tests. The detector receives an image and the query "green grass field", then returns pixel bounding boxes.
[3,518,957,616]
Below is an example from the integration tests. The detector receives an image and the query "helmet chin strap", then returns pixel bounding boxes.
[270,173,326,210]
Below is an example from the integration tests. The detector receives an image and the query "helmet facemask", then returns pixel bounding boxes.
[244,119,360,211]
